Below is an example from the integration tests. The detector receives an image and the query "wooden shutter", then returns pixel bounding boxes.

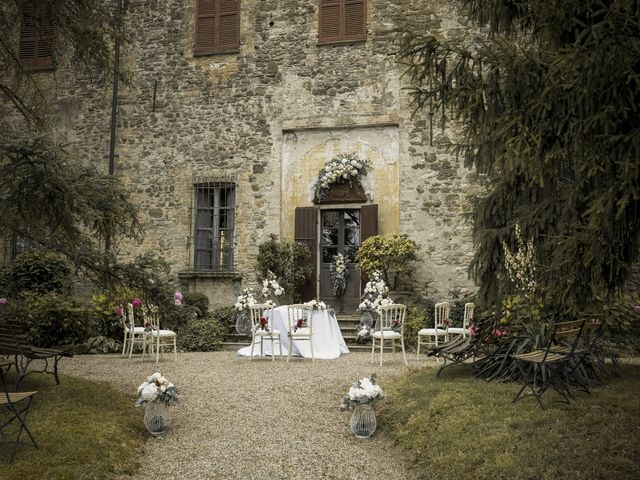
[195,0,239,54]
[295,207,318,302]
[360,204,378,243]
[218,0,240,50]
[359,204,377,288]
[319,0,341,43]
[19,1,53,68]
[344,0,366,41]
[319,0,366,44]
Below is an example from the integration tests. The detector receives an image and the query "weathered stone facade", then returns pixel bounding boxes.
[3,0,480,306]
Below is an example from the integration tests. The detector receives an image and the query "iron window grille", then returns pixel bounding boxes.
[193,182,235,271]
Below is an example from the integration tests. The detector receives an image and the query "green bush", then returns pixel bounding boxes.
[404,306,430,350]
[356,234,421,290]
[18,292,88,347]
[256,234,312,303]
[2,250,71,295]
[177,317,225,352]
[182,291,210,318]
[209,306,236,335]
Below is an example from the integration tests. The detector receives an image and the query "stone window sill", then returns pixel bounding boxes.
[178,271,242,280]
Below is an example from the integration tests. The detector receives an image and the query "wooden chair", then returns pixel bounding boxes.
[511,319,586,408]
[0,319,73,387]
[371,304,408,366]
[123,303,145,359]
[249,304,283,361]
[141,306,177,363]
[417,302,450,361]
[447,302,474,339]
[286,304,314,362]
[0,361,38,463]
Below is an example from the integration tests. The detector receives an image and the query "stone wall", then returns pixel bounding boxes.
[2,0,480,306]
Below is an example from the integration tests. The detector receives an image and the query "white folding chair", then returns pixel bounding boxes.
[249,303,283,361]
[286,304,314,362]
[125,303,145,358]
[141,305,178,363]
[448,302,475,339]
[417,302,450,360]
[371,304,408,366]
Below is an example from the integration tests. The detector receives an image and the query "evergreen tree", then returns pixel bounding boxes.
[398,0,640,313]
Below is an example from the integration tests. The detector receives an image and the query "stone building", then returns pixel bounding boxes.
[3,0,478,311]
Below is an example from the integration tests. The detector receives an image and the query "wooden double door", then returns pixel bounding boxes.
[295,204,377,313]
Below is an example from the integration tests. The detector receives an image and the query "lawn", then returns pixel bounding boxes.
[378,362,640,480]
[0,372,146,479]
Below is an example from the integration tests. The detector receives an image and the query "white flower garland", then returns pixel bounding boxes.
[313,152,371,203]
[330,253,349,297]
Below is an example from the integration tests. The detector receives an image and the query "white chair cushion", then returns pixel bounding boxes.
[131,327,145,334]
[418,328,447,336]
[290,327,311,336]
[372,330,402,339]
[255,329,281,336]
[447,327,466,335]
[151,329,176,337]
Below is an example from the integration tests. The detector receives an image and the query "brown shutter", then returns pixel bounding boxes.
[344,0,366,40]
[295,207,318,302]
[218,0,240,50]
[360,204,378,243]
[196,0,217,53]
[319,0,341,43]
[19,1,53,68]
[359,203,377,288]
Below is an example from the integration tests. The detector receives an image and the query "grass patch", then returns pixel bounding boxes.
[378,363,640,480]
[0,372,146,479]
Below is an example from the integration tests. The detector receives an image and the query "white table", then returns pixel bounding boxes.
[237,306,350,359]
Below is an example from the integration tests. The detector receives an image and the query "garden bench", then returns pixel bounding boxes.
[0,320,74,387]
[428,336,481,377]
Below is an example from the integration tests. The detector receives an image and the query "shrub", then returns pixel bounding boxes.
[86,335,122,353]
[182,291,209,318]
[18,292,88,347]
[2,250,71,295]
[356,234,421,290]
[256,234,312,302]
[177,317,225,352]
[209,306,237,335]
[404,306,430,350]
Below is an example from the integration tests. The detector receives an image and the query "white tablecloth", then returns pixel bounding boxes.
[237,306,350,359]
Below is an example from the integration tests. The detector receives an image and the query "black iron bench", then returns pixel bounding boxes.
[0,320,74,387]
[428,335,480,377]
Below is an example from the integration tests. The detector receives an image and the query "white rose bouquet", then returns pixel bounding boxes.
[136,372,179,406]
[339,374,384,411]
[260,271,284,300]
[358,271,393,314]
[234,288,256,311]
[303,299,328,310]
[313,152,371,203]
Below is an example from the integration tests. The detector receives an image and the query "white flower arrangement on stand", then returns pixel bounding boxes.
[330,253,349,297]
[260,271,284,304]
[357,271,394,336]
[136,372,179,436]
[340,374,385,439]
[313,152,371,203]
[234,288,256,335]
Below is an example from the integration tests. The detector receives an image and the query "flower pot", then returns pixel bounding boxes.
[235,311,252,335]
[350,404,376,438]
[144,401,172,436]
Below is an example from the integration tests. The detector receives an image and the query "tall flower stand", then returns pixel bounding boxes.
[144,401,172,436]
[235,310,252,335]
[350,404,377,438]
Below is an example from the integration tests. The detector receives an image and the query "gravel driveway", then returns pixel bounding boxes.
[61,351,434,480]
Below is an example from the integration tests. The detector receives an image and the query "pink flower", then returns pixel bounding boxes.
[113,305,123,316]
[0,298,7,305]
[174,291,183,306]
[132,298,142,309]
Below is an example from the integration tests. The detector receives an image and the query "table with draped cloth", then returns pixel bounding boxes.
[237,305,350,359]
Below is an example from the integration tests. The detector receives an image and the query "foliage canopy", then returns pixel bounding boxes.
[398,0,640,313]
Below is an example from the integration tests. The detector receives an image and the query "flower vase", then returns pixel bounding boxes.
[350,404,376,438]
[235,310,252,335]
[144,401,171,436]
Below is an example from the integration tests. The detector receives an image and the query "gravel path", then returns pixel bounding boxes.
[61,351,437,480]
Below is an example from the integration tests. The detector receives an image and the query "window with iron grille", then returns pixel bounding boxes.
[193,183,235,271]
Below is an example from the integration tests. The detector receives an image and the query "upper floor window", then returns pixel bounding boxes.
[195,0,240,55]
[19,1,54,69]
[319,0,366,44]
[193,183,235,271]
